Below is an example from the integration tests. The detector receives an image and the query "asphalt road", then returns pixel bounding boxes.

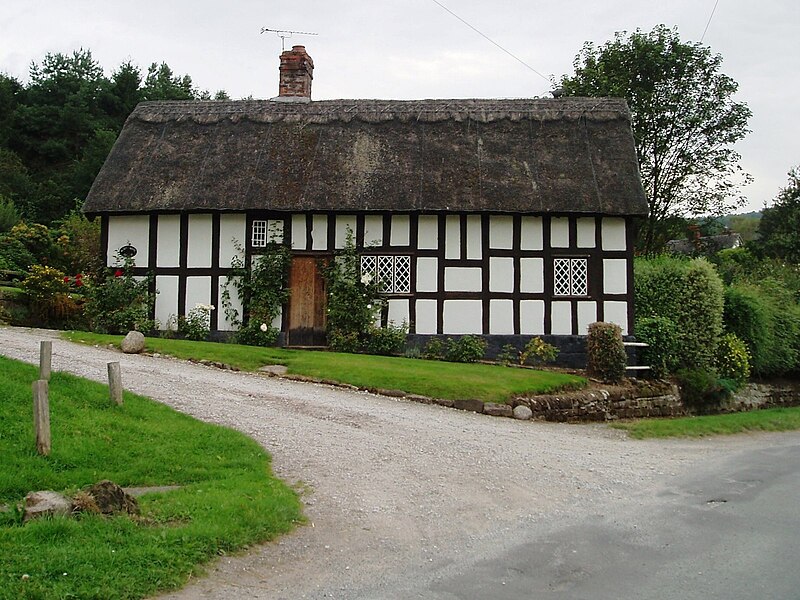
[402,442,800,600]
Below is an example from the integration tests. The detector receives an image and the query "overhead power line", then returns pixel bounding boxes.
[429,0,551,84]
[700,0,720,42]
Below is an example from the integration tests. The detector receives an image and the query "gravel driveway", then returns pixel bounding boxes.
[0,327,789,599]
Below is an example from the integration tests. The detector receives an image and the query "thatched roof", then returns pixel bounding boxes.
[83,98,647,216]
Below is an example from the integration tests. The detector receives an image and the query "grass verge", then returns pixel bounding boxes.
[612,407,800,439]
[62,331,585,404]
[0,355,302,600]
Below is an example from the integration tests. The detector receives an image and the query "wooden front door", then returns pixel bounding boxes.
[287,256,328,346]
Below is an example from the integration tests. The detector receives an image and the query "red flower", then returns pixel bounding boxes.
[75,279,83,287]
[63,276,70,283]
[114,269,123,277]
[75,273,83,280]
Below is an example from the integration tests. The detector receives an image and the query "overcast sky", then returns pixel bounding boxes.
[2,0,798,213]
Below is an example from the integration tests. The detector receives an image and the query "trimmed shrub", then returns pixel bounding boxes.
[635,256,724,370]
[586,322,627,383]
[724,282,800,377]
[635,316,680,378]
[715,333,751,384]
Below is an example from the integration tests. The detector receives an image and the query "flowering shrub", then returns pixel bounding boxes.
[498,337,559,367]
[18,264,81,327]
[321,228,383,353]
[715,333,751,385]
[179,303,214,341]
[83,255,155,334]
[222,235,289,347]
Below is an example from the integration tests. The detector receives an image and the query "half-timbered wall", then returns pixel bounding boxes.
[103,211,634,337]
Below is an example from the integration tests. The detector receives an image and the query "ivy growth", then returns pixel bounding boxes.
[321,228,384,353]
[222,232,290,346]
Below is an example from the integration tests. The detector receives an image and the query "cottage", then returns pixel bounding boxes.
[83,46,648,357]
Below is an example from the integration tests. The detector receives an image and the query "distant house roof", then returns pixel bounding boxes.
[83,97,648,216]
[667,233,743,255]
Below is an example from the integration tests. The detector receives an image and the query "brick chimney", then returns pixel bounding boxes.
[275,45,313,102]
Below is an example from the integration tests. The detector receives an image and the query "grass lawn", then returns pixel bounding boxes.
[62,331,585,404]
[612,407,800,439]
[0,355,302,600]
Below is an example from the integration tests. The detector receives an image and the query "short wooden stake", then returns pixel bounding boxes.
[39,340,52,381]
[32,379,51,456]
[107,361,123,405]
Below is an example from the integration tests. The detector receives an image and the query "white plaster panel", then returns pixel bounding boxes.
[489,215,513,249]
[272,309,283,330]
[520,300,545,335]
[335,215,356,249]
[364,215,383,247]
[187,214,212,268]
[466,215,482,259]
[390,215,410,246]
[312,214,328,250]
[416,257,438,292]
[415,299,438,334]
[219,214,246,268]
[156,215,180,267]
[604,301,629,335]
[520,216,543,250]
[519,258,544,293]
[577,301,597,335]
[489,300,514,334]
[443,300,483,334]
[445,215,461,259]
[602,218,627,251]
[603,259,628,295]
[550,217,570,248]
[185,276,212,315]
[154,276,178,331]
[417,215,438,250]
[218,276,243,331]
[387,299,410,327]
[291,214,307,250]
[445,267,482,292]
[489,257,514,293]
[577,217,596,248]
[550,301,573,335]
[107,215,149,267]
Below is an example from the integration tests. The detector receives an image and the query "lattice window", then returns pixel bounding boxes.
[252,220,267,247]
[553,258,588,296]
[360,255,411,294]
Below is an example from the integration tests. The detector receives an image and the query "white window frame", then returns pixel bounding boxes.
[360,254,411,295]
[251,220,268,247]
[553,257,589,297]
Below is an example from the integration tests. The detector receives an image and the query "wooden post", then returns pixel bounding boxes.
[32,380,51,456]
[39,340,52,381]
[107,362,123,405]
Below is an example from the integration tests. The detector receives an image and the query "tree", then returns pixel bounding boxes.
[560,25,752,254]
[141,62,195,101]
[754,167,800,263]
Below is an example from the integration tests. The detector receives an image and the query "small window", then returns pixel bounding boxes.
[554,258,588,296]
[361,255,411,294]
[252,220,268,247]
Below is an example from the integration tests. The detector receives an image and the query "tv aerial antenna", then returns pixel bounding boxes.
[260,28,318,51]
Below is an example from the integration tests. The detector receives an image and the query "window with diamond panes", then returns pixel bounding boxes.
[554,258,588,296]
[360,255,411,294]
[251,220,267,247]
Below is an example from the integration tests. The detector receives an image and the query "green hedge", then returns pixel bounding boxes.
[725,281,800,377]
[635,256,724,371]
